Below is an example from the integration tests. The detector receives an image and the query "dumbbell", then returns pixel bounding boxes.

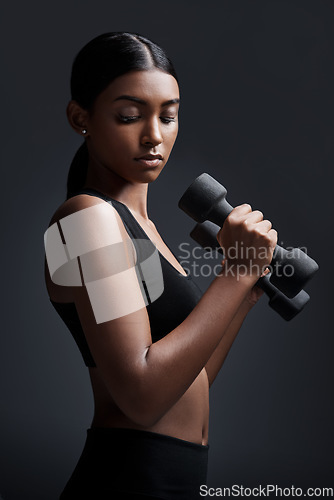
[178,173,319,298]
[190,220,310,321]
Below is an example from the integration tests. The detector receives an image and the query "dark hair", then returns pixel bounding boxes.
[66,32,178,199]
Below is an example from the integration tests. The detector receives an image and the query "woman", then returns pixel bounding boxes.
[44,32,277,499]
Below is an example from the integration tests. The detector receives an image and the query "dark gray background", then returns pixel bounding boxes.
[1,0,333,498]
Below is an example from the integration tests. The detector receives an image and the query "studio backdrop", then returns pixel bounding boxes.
[1,0,333,498]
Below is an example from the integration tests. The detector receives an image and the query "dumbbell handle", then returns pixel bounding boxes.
[196,188,304,274]
[190,221,310,321]
[179,173,319,298]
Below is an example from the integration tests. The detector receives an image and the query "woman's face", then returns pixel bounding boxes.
[85,69,180,184]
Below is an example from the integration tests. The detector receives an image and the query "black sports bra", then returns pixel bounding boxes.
[49,189,203,367]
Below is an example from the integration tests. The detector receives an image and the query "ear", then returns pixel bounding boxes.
[66,100,89,136]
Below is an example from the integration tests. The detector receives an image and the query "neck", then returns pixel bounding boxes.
[84,162,150,219]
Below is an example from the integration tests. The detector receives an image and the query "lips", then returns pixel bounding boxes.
[135,154,163,160]
[135,154,163,168]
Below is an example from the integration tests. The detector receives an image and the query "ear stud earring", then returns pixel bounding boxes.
[82,129,87,135]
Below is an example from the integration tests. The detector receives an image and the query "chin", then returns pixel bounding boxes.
[133,167,164,184]
[148,168,165,182]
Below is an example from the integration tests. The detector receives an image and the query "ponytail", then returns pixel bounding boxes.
[66,141,89,200]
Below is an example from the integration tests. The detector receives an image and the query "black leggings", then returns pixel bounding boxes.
[59,427,209,499]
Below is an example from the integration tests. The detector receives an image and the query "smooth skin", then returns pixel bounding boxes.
[45,69,277,446]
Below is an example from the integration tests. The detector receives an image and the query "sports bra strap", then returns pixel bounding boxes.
[73,188,151,242]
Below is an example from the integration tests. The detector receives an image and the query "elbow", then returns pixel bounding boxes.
[120,388,166,428]
[115,375,167,428]
[103,350,169,428]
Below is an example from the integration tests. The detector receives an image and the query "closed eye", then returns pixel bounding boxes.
[160,117,176,124]
[118,115,140,123]
[118,115,177,124]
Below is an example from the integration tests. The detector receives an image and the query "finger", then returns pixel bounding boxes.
[230,203,252,217]
[260,267,270,277]
[268,228,278,243]
[243,210,264,224]
[253,219,272,232]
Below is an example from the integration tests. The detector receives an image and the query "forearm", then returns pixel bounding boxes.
[204,298,253,388]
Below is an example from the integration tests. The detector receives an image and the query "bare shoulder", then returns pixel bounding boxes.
[48,194,106,227]
[45,193,135,267]
[44,193,134,301]
[47,193,130,243]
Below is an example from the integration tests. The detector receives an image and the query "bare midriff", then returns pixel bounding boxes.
[88,365,210,446]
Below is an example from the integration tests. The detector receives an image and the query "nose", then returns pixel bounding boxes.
[140,116,163,147]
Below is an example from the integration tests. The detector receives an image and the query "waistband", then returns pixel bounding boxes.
[87,426,209,451]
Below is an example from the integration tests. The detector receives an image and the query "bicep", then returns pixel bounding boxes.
[73,282,152,404]
[69,203,153,395]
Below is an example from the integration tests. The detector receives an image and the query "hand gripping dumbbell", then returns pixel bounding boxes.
[190,220,310,321]
[178,173,319,298]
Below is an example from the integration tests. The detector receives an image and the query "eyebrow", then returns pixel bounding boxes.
[113,95,180,106]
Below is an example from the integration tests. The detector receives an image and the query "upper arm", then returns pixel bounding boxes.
[44,195,154,419]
